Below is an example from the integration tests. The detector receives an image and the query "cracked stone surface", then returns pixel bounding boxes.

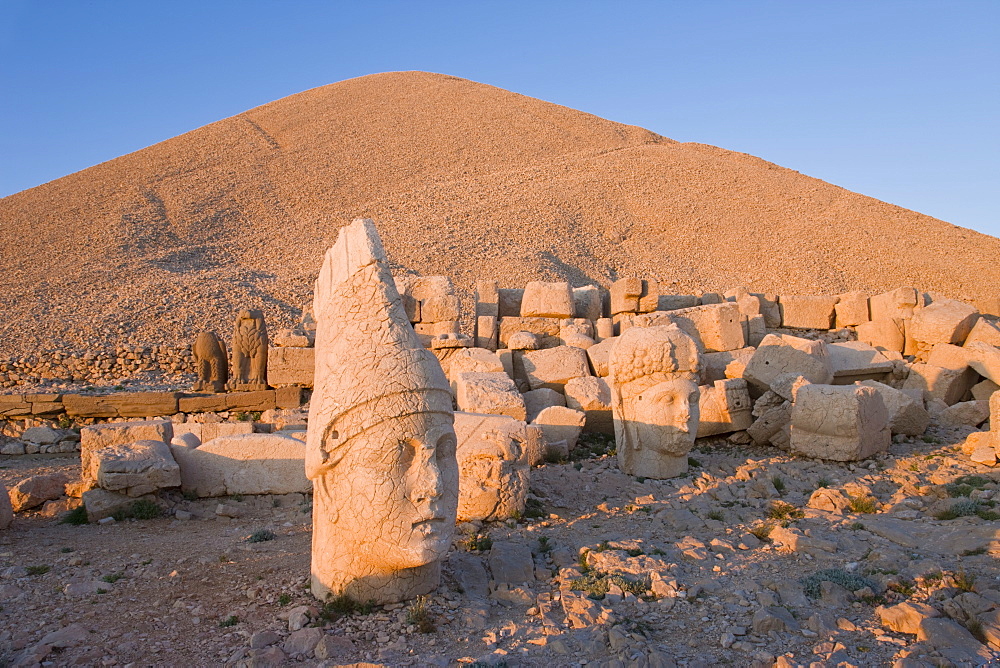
[306,218,458,604]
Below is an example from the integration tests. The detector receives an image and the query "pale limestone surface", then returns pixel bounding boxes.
[306,218,458,605]
[474,315,498,350]
[455,371,527,421]
[635,302,744,353]
[903,363,974,406]
[964,318,1000,348]
[778,295,838,330]
[453,412,529,522]
[611,325,700,478]
[857,380,930,436]
[446,348,505,394]
[698,379,753,437]
[743,333,833,392]
[173,421,254,446]
[908,299,979,359]
[171,433,310,498]
[522,388,565,423]
[266,347,315,388]
[520,281,573,318]
[834,291,870,328]
[965,341,1000,385]
[231,310,269,391]
[8,473,68,511]
[564,375,613,435]
[856,317,906,353]
[192,331,228,393]
[701,347,755,384]
[827,341,893,383]
[572,285,602,321]
[586,337,616,377]
[532,405,586,454]
[789,384,890,461]
[80,420,173,488]
[869,287,923,322]
[521,345,591,392]
[92,439,180,497]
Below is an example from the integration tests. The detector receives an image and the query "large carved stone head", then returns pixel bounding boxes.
[610,324,701,479]
[306,218,459,603]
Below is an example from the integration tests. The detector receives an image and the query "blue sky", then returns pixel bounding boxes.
[2,1,997,236]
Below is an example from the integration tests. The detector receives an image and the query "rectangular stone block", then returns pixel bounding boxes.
[475,315,498,351]
[394,275,454,303]
[225,391,277,412]
[610,278,643,315]
[828,342,893,384]
[743,314,767,347]
[657,295,700,311]
[475,281,500,318]
[274,385,304,409]
[400,293,421,323]
[869,287,922,321]
[789,384,890,461]
[520,281,574,318]
[908,299,979,359]
[572,285,603,321]
[902,363,975,406]
[107,392,180,418]
[835,291,870,328]
[743,334,834,391]
[63,394,118,418]
[267,346,315,388]
[498,316,561,348]
[31,402,65,416]
[0,395,32,417]
[421,294,461,323]
[497,288,524,318]
[778,295,838,330]
[966,341,1000,385]
[701,347,756,385]
[80,419,173,486]
[856,317,906,353]
[635,302,744,353]
[698,379,753,437]
[965,318,1000,348]
[455,372,526,421]
[177,393,230,413]
[522,346,591,392]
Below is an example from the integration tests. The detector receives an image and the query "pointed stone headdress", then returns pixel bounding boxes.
[305,218,453,479]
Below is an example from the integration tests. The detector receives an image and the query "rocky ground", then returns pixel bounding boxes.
[3,419,1000,668]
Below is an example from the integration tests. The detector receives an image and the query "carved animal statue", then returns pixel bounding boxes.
[231,310,269,391]
[191,331,228,393]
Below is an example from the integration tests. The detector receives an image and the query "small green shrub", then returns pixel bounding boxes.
[771,476,786,494]
[962,546,988,557]
[463,533,493,552]
[936,498,980,520]
[848,495,879,514]
[218,615,239,627]
[246,529,276,543]
[766,500,804,521]
[801,569,876,599]
[60,506,89,525]
[570,571,648,600]
[572,432,616,460]
[524,497,546,519]
[406,595,435,633]
[112,499,163,521]
[707,510,725,522]
[688,457,701,468]
[278,593,292,606]
[749,523,774,543]
[946,475,990,498]
[625,548,644,557]
[26,565,51,576]
[101,573,124,584]
[319,594,375,622]
[816,477,832,489]
[537,536,552,554]
[954,570,976,593]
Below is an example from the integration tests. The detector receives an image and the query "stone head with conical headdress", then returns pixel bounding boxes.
[307,218,458,604]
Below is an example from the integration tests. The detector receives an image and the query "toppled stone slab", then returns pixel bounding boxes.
[908,298,979,359]
[522,346,591,392]
[171,433,310,497]
[266,347,315,388]
[564,375,613,435]
[80,420,173,487]
[827,341,893,383]
[533,406,586,452]
[789,384,889,461]
[698,378,752,437]
[92,439,181,497]
[743,333,833,391]
[903,362,976,406]
[455,371,527,421]
[857,380,929,436]
[522,388,566,423]
[856,317,906,353]
[635,302,744,353]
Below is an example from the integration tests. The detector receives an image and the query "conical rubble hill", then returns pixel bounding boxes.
[0,70,996,357]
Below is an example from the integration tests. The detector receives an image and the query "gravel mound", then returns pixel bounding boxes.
[1,70,998,357]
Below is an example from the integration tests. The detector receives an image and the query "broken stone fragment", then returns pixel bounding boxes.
[454,412,528,522]
[455,371,527,421]
[8,472,69,511]
[789,384,890,461]
[532,406,586,452]
[92,439,180,497]
[743,333,834,392]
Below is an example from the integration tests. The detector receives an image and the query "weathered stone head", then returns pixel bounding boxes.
[306,218,458,604]
[610,324,701,479]
[454,413,529,523]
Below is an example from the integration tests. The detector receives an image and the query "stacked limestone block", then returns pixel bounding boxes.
[396,275,469,349]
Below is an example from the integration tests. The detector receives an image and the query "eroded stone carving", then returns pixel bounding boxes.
[454,412,529,522]
[307,218,458,604]
[192,331,228,393]
[610,325,701,478]
[231,310,269,391]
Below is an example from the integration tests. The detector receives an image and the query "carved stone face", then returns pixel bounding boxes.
[456,429,528,522]
[330,411,458,571]
[622,378,700,457]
